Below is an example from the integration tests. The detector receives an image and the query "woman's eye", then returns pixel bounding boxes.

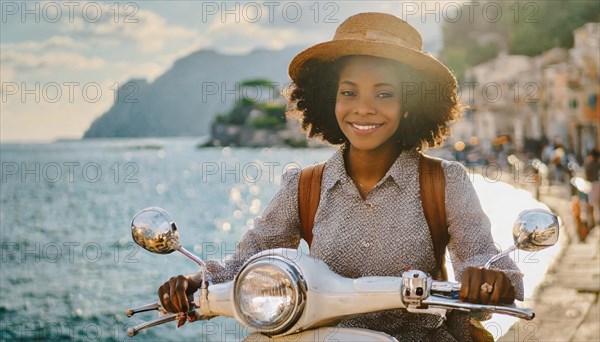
[376,92,394,99]
[339,90,355,97]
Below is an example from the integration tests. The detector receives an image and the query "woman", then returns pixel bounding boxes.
[158,12,523,341]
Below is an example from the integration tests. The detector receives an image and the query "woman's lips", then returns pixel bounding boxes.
[348,122,384,134]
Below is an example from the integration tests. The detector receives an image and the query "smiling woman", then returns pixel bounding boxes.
[287,55,462,153]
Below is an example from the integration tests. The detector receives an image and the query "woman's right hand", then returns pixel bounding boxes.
[157,274,201,313]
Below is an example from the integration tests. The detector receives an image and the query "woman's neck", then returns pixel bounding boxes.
[344,142,403,197]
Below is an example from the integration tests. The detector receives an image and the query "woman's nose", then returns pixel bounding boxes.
[353,97,376,116]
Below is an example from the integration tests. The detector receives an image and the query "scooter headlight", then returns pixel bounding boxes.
[234,257,306,335]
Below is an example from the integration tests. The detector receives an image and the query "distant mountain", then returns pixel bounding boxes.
[83,47,303,138]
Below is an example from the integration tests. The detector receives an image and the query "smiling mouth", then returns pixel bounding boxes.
[350,123,384,131]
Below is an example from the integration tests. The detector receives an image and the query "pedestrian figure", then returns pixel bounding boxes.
[584,148,600,228]
[551,140,567,184]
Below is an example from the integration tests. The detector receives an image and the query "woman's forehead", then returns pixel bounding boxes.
[338,56,402,85]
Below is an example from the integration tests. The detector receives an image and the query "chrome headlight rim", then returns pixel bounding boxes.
[233,255,306,335]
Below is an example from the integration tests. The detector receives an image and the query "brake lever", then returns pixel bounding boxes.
[126,302,164,317]
[423,295,535,320]
[128,313,178,336]
[127,301,200,336]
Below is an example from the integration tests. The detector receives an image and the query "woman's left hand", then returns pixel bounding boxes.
[459,266,515,305]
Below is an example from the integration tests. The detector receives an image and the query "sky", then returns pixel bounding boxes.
[0,0,467,142]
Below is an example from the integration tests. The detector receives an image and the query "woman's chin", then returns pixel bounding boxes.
[346,136,400,154]
[348,141,385,152]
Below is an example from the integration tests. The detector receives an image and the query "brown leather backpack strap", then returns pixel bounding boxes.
[419,154,450,281]
[298,162,326,247]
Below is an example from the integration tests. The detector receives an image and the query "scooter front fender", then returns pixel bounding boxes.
[242,327,398,342]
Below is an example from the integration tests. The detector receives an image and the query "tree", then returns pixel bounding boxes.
[214,79,286,128]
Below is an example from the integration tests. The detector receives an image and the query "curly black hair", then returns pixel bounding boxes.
[286,56,464,151]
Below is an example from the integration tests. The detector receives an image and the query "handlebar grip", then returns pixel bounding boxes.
[431,281,461,293]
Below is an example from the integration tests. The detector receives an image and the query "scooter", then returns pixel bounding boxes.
[126,208,559,341]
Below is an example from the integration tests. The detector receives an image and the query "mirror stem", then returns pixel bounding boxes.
[177,246,212,316]
[177,246,209,289]
[484,245,517,269]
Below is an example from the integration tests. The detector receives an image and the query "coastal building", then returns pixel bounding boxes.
[569,22,600,158]
[460,53,538,154]
[456,22,599,159]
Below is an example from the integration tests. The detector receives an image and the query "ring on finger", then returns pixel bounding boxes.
[480,282,493,293]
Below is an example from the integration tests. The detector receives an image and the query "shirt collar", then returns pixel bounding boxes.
[321,145,421,192]
[322,146,347,192]
[386,149,420,186]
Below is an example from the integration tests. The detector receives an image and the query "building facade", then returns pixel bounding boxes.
[456,23,599,161]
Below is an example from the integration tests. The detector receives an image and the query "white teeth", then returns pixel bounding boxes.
[351,123,381,131]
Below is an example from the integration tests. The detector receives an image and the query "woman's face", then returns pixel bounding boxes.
[335,56,403,153]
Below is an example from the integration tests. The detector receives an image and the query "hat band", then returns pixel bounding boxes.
[336,30,421,50]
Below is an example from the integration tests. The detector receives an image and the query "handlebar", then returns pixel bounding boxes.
[126,277,534,337]
[412,277,534,320]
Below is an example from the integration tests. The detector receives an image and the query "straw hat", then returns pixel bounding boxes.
[288,12,456,88]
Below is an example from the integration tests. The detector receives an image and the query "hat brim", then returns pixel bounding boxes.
[288,39,456,88]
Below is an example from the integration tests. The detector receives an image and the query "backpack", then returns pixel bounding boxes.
[297,154,493,342]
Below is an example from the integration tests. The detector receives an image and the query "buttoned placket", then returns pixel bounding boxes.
[341,175,377,210]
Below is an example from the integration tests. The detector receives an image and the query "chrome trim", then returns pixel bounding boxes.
[126,302,161,317]
[127,313,178,336]
[484,245,517,269]
[400,270,432,305]
[233,255,307,335]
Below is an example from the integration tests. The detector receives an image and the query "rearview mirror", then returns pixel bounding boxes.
[131,207,179,254]
[513,208,559,251]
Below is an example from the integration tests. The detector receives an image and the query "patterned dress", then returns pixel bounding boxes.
[207,147,524,341]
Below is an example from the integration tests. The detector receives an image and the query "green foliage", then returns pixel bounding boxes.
[442,43,499,82]
[263,103,286,120]
[283,137,308,148]
[440,0,600,79]
[214,113,228,124]
[251,103,287,128]
[249,116,283,128]
[240,97,256,107]
[214,79,287,128]
[214,98,254,125]
[507,1,600,56]
[241,78,275,88]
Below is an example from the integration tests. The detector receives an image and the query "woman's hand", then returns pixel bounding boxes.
[459,267,515,305]
[157,274,201,314]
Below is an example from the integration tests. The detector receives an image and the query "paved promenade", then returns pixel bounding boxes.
[498,183,599,341]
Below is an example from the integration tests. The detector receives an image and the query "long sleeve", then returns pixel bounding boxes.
[443,161,525,301]
[205,167,303,283]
